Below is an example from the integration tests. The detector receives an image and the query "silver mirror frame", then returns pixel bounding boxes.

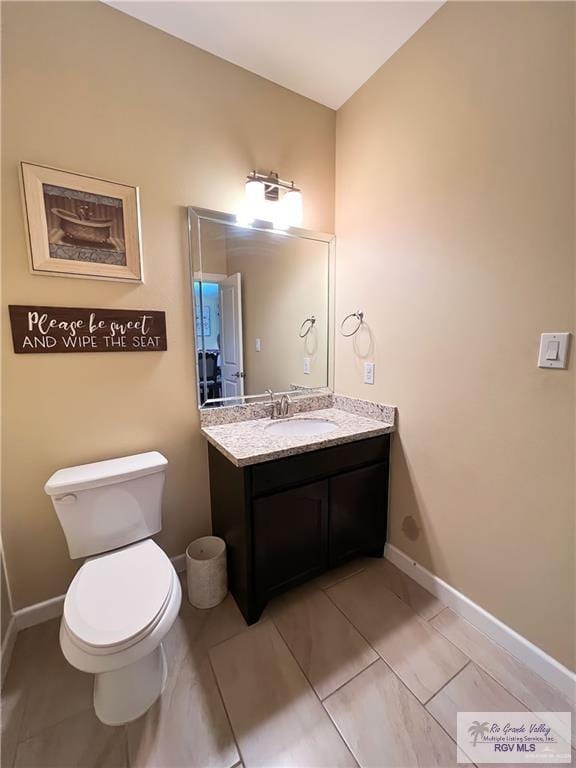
[187,206,335,409]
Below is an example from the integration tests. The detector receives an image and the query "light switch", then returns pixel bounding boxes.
[363,361,375,385]
[538,333,571,369]
[303,357,311,375]
[545,340,559,361]
[255,338,261,352]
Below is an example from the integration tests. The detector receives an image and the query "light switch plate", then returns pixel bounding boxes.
[363,361,375,384]
[538,332,570,369]
[255,338,261,352]
[303,357,311,375]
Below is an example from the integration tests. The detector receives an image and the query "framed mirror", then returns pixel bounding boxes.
[188,207,334,408]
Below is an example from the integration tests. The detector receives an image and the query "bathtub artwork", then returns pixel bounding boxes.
[20,162,143,282]
[46,186,125,263]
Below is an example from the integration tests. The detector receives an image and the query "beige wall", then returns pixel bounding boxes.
[226,228,329,394]
[1,1,335,609]
[335,2,575,668]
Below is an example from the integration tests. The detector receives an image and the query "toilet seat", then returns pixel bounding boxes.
[63,539,174,654]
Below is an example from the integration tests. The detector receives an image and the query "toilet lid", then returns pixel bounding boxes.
[64,540,174,649]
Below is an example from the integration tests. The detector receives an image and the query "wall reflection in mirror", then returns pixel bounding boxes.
[188,209,332,407]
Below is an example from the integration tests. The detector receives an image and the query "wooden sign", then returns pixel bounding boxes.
[9,305,167,354]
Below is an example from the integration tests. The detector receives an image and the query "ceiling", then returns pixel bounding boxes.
[104,1,443,109]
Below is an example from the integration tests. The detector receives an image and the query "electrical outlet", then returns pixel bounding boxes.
[363,361,375,385]
[303,357,311,375]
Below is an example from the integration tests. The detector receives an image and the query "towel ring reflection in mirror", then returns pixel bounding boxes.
[340,310,364,337]
[299,316,316,338]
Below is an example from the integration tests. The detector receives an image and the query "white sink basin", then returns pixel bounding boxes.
[265,417,338,437]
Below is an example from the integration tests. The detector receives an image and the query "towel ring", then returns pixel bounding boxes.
[340,310,364,337]
[299,316,316,338]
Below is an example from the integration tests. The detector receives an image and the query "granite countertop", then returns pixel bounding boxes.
[201,402,395,467]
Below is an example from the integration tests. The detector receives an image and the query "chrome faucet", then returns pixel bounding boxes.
[280,395,292,419]
[265,389,279,419]
[265,389,293,420]
[279,393,292,418]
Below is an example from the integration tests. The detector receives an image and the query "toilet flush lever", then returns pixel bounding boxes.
[55,493,77,504]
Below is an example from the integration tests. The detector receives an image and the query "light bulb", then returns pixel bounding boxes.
[245,179,265,220]
[282,189,303,227]
[237,179,265,225]
[245,179,265,204]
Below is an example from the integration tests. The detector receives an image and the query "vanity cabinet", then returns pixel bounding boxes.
[207,433,390,624]
[329,464,389,566]
[253,481,328,599]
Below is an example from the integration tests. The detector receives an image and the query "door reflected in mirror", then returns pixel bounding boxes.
[189,209,333,407]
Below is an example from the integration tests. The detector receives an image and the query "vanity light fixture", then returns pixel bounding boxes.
[236,170,303,229]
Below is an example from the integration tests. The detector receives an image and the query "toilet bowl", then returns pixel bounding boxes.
[45,452,181,725]
[59,539,182,725]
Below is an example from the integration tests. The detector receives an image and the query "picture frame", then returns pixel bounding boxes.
[20,162,143,282]
[195,304,211,337]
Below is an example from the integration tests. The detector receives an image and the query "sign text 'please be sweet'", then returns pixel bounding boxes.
[9,305,167,354]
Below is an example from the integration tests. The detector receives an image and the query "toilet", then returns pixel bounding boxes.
[44,451,182,726]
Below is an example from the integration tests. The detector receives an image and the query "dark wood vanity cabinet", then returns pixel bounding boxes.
[253,480,329,599]
[207,434,390,624]
[329,463,389,566]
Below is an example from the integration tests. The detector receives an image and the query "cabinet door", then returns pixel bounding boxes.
[329,463,388,567]
[253,480,328,600]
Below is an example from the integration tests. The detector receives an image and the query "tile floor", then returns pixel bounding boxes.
[2,558,574,768]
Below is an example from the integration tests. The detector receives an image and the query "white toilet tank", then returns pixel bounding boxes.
[45,452,168,559]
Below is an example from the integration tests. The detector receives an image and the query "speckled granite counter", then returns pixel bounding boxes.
[200,395,396,466]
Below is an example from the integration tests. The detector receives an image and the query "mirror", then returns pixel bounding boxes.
[188,207,334,407]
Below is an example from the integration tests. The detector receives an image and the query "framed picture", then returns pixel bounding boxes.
[195,305,211,337]
[20,162,143,282]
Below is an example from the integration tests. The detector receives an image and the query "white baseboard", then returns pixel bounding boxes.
[1,617,18,685]
[384,543,576,700]
[14,593,65,632]
[171,553,186,573]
